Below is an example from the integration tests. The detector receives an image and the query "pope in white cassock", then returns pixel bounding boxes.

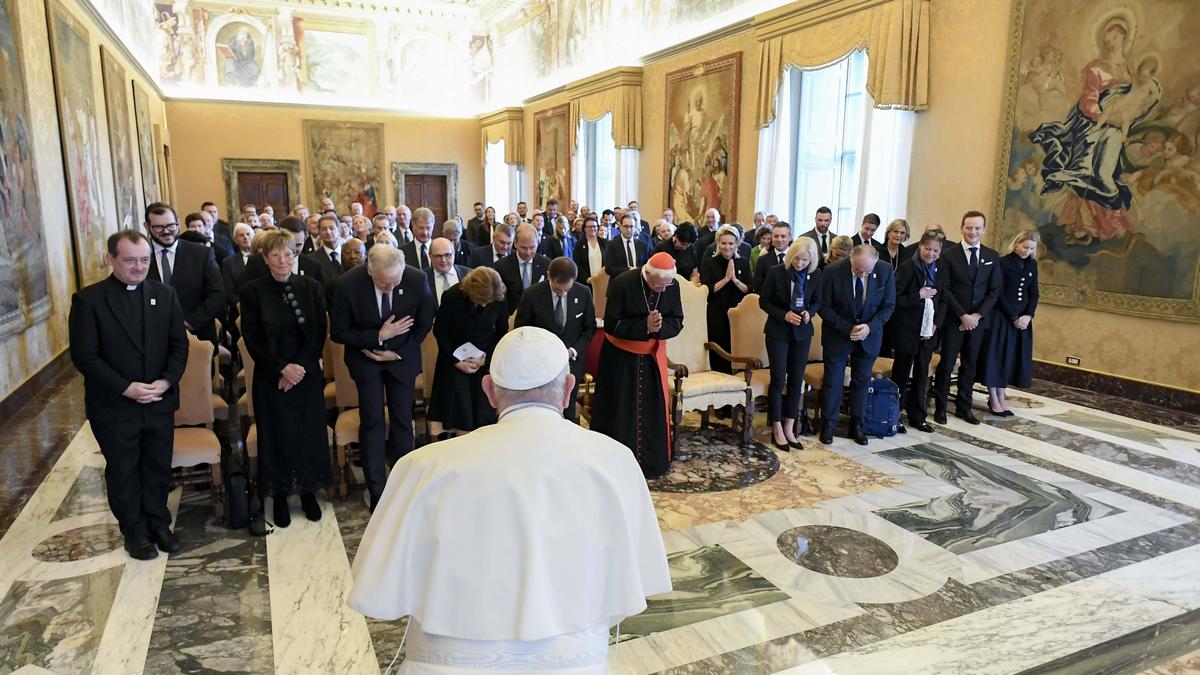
[349,326,672,674]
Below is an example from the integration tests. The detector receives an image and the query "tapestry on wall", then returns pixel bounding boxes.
[534,104,570,209]
[0,0,51,336]
[302,120,383,216]
[99,46,139,230]
[994,0,1200,322]
[664,52,740,225]
[132,84,160,206]
[47,2,110,287]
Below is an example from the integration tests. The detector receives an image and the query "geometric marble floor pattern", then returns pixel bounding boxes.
[1,378,1199,674]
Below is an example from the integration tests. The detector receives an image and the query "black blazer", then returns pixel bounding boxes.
[877,242,914,271]
[425,264,473,309]
[452,238,475,263]
[467,245,509,269]
[754,247,787,291]
[940,242,1002,326]
[572,238,608,281]
[851,234,879,249]
[330,264,435,380]
[818,258,896,357]
[148,239,225,342]
[307,246,343,282]
[513,280,597,369]
[495,253,551,314]
[208,234,235,266]
[650,239,697,280]
[68,276,189,421]
[994,253,1039,321]
[541,234,575,260]
[238,273,327,376]
[760,265,822,342]
[466,217,488,247]
[400,239,435,271]
[891,256,949,354]
[221,252,250,308]
[603,237,648,279]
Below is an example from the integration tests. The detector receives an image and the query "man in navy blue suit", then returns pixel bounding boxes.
[818,244,896,446]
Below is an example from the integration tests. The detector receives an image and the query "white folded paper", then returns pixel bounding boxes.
[453,342,486,362]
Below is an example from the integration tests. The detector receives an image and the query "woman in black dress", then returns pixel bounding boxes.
[699,225,752,374]
[429,266,509,434]
[982,230,1040,416]
[877,219,913,357]
[759,237,822,449]
[239,230,332,527]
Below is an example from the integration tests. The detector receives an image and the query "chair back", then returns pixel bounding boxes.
[332,341,359,408]
[238,338,256,417]
[666,273,710,375]
[728,293,769,369]
[588,270,609,323]
[420,332,439,402]
[808,314,824,361]
[176,334,215,426]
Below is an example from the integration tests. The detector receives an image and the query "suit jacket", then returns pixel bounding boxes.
[513,280,597,371]
[148,239,225,342]
[214,218,232,240]
[307,246,343,282]
[301,237,316,255]
[753,247,788,291]
[452,239,475,263]
[209,234,235,266]
[495,253,551,314]
[541,234,575,260]
[425,264,472,310]
[572,238,608,282]
[467,245,509,269]
[603,237,648,279]
[69,276,189,422]
[466,216,488,247]
[850,234,879,249]
[891,256,949,354]
[878,242,914,271]
[801,228,833,269]
[401,239,435,271]
[940,242,1002,326]
[818,258,896,357]
[220,252,251,308]
[759,265,823,342]
[330,264,435,380]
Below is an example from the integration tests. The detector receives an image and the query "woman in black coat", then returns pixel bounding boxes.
[890,231,948,433]
[982,230,1040,416]
[699,225,753,374]
[877,219,914,357]
[571,215,607,285]
[428,266,509,434]
[759,237,823,449]
[239,230,332,527]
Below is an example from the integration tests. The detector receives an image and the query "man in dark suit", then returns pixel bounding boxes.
[650,222,699,281]
[425,238,472,309]
[817,244,896,446]
[145,202,225,343]
[330,244,435,510]
[441,219,475,261]
[891,231,948,433]
[628,200,651,239]
[400,207,437,271]
[467,223,515,268]
[542,199,562,239]
[496,224,551,314]
[240,216,327,287]
[753,221,793,291]
[307,214,344,282]
[800,206,834,268]
[933,210,1002,425]
[604,214,649,279]
[514,257,596,421]
[466,202,487,247]
[69,230,189,560]
[202,201,232,240]
[694,208,722,257]
[851,213,881,248]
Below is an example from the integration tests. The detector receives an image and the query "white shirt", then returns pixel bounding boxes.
[435,268,458,303]
[587,240,603,279]
[621,236,637,268]
[151,240,179,276]
[962,239,981,260]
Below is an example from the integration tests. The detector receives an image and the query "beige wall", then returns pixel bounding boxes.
[0,0,168,401]
[166,101,483,220]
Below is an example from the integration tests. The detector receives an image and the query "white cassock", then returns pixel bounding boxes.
[349,403,671,674]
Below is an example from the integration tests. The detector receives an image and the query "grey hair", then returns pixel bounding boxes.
[442,219,462,236]
[412,207,435,226]
[367,240,405,270]
[851,243,880,260]
[492,364,570,411]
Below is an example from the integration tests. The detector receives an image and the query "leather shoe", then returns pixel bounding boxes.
[896,423,907,434]
[273,497,292,528]
[852,423,869,446]
[933,407,948,425]
[819,426,834,445]
[124,537,158,561]
[955,409,981,425]
[1002,410,1016,417]
[149,527,182,554]
[912,420,935,433]
[368,491,382,513]
[300,494,322,522]
[798,416,814,437]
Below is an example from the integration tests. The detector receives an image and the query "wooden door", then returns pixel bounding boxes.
[404,174,448,224]
[237,171,290,215]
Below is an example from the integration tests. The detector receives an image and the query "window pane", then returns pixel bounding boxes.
[484,140,510,213]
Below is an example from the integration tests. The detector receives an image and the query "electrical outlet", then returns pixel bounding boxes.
[1066,356,1081,366]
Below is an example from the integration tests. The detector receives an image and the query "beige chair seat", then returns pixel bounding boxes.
[324,381,337,410]
[748,368,770,398]
[218,344,232,366]
[237,392,250,418]
[211,395,229,421]
[671,370,752,399]
[173,427,221,467]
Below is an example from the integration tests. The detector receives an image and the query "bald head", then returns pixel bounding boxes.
[429,237,455,272]
[514,223,538,262]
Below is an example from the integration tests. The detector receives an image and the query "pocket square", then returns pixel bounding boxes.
[574,312,583,318]
[984,261,994,265]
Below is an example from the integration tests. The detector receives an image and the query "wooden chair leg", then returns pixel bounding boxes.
[701,406,711,429]
[671,396,682,460]
[336,443,348,499]
[210,462,225,521]
[742,391,753,447]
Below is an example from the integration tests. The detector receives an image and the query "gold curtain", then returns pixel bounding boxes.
[565,67,644,150]
[478,108,525,166]
[754,0,930,128]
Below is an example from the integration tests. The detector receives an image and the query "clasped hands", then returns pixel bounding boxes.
[784,310,810,326]
[647,310,663,333]
[278,363,306,391]
[1013,315,1032,330]
[849,323,871,341]
[455,356,486,374]
[959,312,982,332]
[123,379,170,404]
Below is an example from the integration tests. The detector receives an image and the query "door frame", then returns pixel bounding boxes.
[222,158,302,220]
[391,162,459,220]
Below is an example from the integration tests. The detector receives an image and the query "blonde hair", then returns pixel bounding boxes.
[256,229,295,256]
[784,237,819,274]
[459,266,506,305]
[1009,229,1041,254]
[713,224,743,257]
[826,235,853,263]
[885,218,910,242]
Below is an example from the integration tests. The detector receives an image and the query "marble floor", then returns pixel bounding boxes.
[1,373,1199,674]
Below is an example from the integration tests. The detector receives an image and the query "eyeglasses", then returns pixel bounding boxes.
[149,222,179,232]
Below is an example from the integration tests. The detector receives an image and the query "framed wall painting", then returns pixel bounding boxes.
[46,1,110,287]
[302,120,384,216]
[991,0,1200,322]
[534,103,570,209]
[0,0,52,335]
[132,82,160,206]
[99,45,139,230]
[664,52,741,225]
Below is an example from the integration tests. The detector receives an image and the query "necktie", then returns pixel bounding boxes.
[438,272,449,303]
[522,261,531,289]
[820,234,828,254]
[854,276,864,312]
[969,246,979,275]
[777,251,784,265]
[160,248,173,286]
[331,250,339,266]
[554,294,566,330]
[626,240,635,268]
[381,289,391,319]
[419,243,429,269]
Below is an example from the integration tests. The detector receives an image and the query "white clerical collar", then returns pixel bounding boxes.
[497,402,563,421]
[126,284,137,291]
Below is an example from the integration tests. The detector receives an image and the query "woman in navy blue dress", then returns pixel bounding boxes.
[982,230,1039,416]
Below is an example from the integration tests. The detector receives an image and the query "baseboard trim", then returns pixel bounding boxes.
[0,350,73,423]
[1032,361,1200,415]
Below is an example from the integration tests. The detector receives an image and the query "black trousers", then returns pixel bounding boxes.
[892,336,937,423]
[91,411,174,539]
[934,324,986,411]
[821,344,878,429]
[355,366,416,497]
[765,336,810,422]
[565,359,584,422]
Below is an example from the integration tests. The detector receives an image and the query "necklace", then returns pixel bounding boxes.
[640,275,662,314]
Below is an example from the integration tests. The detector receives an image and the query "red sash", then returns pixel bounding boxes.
[605,333,672,459]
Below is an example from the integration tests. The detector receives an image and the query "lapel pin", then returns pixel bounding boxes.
[399,289,404,295]
[150,298,157,306]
